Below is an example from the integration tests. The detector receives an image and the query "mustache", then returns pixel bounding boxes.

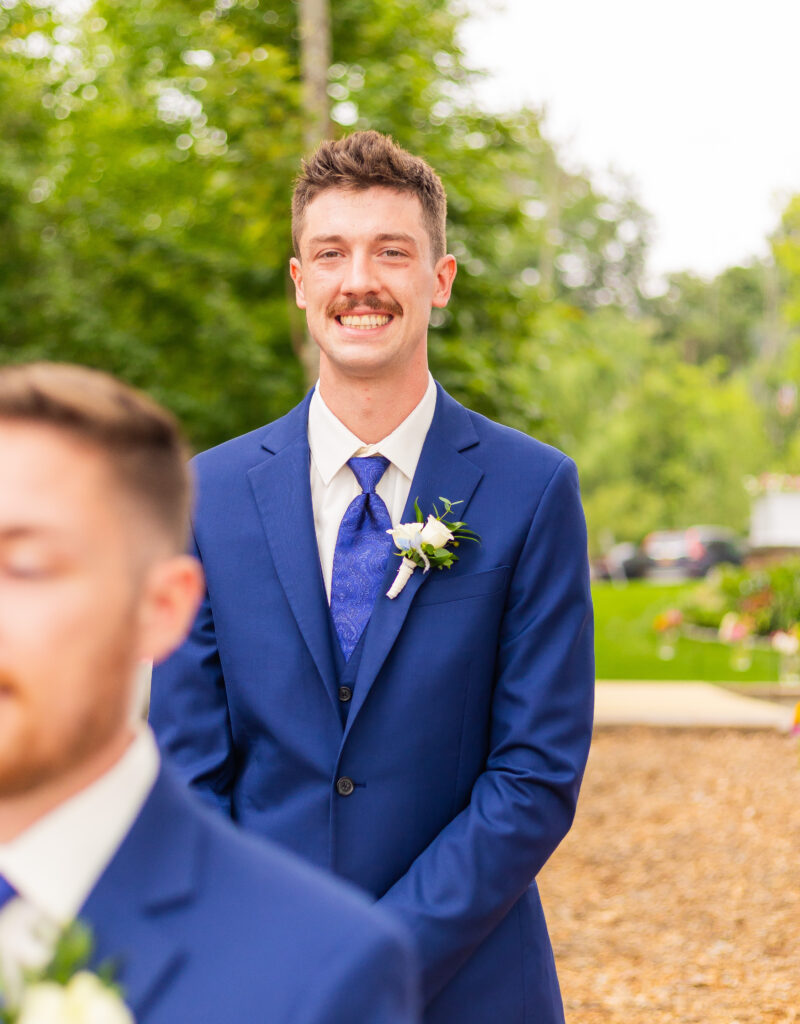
[327,296,403,318]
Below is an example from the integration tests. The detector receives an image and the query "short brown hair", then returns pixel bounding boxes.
[292,131,448,262]
[0,362,191,551]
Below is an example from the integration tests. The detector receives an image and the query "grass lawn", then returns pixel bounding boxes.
[592,580,781,682]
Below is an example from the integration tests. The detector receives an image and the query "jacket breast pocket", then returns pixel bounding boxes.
[413,565,511,607]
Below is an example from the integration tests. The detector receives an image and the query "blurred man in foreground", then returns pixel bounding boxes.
[0,362,418,1023]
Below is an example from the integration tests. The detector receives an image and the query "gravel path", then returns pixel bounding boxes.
[538,728,799,1023]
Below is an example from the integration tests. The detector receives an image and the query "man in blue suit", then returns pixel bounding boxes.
[0,363,417,1023]
[151,131,595,1023]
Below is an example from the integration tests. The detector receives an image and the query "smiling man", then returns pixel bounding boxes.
[151,131,595,1024]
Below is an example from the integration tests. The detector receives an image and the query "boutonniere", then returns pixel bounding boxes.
[1,921,134,1024]
[386,497,479,599]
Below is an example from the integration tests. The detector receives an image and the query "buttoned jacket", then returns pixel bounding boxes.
[81,766,418,1024]
[151,383,594,1024]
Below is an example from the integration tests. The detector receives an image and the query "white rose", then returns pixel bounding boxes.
[66,972,135,1024]
[17,982,69,1024]
[387,522,424,548]
[419,515,454,549]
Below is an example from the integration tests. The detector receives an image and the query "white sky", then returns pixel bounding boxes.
[459,0,800,284]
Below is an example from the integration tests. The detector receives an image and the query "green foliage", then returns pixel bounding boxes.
[540,305,771,551]
[39,921,93,987]
[0,0,651,453]
[0,0,304,450]
[0,0,795,555]
[648,263,768,370]
[681,560,800,636]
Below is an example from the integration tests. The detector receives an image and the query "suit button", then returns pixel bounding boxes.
[338,685,352,702]
[336,776,355,797]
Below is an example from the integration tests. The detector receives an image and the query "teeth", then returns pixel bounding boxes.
[339,314,392,328]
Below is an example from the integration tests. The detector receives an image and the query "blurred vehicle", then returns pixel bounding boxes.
[640,526,744,580]
[593,542,649,581]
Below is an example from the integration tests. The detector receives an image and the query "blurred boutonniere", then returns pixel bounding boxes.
[0,921,134,1024]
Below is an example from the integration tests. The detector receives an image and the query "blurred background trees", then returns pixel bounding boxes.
[1,0,798,553]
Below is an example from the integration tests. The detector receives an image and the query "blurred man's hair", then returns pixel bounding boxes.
[0,362,191,551]
[292,130,447,262]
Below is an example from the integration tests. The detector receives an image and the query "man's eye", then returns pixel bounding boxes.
[382,249,405,258]
[318,250,341,259]
[3,563,49,579]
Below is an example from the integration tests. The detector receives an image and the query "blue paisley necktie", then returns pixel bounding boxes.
[330,456,393,660]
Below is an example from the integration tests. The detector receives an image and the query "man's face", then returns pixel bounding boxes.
[0,422,196,798]
[290,187,456,382]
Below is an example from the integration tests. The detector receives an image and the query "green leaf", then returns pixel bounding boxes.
[414,498,423,523]
[41,920,93,985]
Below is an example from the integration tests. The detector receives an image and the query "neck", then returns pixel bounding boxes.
[319,364,429,444]
[0,727,135,842]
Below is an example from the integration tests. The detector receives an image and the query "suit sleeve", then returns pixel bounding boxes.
[149,525,236,816]
[378,456,594,1003]
[294,915,421,1024]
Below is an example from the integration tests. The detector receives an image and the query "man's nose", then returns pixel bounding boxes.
[341,251,380,295]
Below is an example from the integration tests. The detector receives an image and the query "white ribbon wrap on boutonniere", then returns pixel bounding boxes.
[385,498,479,599]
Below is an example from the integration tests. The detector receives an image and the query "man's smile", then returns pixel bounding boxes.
[327,293,404,335]
[336,313,394,329]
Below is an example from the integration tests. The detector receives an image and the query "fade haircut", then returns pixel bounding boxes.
[0,362,191,552]
[292,130,448,262]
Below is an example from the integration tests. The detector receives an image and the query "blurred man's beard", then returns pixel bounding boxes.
[0,641,134,799]
[0,699,123,798]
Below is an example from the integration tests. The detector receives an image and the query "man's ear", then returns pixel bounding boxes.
[136,555,205,665]
[289,257,307,310]
[432,254,457,309]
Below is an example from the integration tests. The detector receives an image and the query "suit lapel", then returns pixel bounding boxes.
[342,386,484,740]
[247,394,339,710]
[81,769,200,1020]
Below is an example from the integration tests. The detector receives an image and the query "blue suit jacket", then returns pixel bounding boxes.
[80,765,418,1024]
[151,383,594,1024]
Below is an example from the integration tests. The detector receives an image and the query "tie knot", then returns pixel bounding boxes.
[347,455,390,494]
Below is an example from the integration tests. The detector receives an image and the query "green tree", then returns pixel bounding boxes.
[648,263,768,370]
[0,0,652,451]
[576,354,771,551]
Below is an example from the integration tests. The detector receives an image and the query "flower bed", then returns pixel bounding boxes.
[655,559,800,679]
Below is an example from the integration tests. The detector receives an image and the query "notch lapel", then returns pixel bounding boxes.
[342,387,484,740]
[81,770,200,1020]
[246,396,339,710]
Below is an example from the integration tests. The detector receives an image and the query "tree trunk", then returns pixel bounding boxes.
[295,0,333,387]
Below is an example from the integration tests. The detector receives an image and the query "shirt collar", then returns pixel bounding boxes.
[0,728,160,925]
[308,373,437,484]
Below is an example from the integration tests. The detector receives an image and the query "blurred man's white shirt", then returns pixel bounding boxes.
[0,727,159,1000]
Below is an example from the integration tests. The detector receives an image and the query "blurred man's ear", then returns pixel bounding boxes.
[136,555,204,665]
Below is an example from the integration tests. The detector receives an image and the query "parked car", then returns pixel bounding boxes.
[593,542,650,581]
[640,526,744,580]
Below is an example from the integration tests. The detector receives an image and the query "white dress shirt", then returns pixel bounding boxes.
[0,728,159,999]
[308,373,437,601]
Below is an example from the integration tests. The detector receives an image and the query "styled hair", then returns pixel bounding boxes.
[292,130,448,262]
[0,362,191,551]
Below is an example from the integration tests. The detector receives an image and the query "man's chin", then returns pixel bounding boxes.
[0,750,51,799]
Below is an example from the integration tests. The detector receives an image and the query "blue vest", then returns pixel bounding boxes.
[327,609,367,726]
